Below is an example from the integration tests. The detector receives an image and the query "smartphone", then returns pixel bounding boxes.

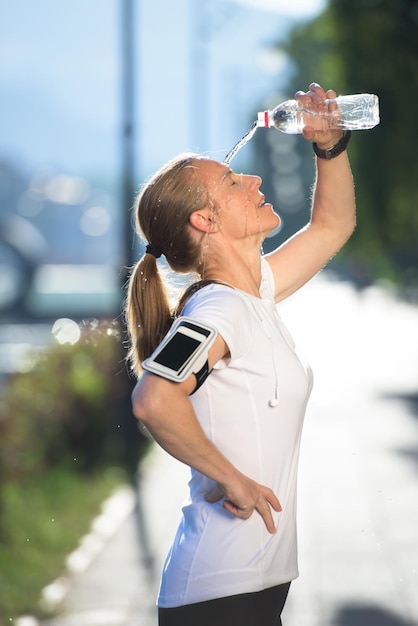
[142,317,218,383]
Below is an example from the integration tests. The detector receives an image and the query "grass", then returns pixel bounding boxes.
[0,466,125,623]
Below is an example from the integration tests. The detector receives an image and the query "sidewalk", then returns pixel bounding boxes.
[34,449,189,626]
[35,274,418,626]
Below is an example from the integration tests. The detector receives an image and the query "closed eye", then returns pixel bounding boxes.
[228,171,240,186]
[221,169,239,187]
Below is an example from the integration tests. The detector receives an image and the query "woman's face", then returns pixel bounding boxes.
[195,159,280,243]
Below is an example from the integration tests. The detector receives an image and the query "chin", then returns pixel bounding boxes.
[269,214,281,230]
[264,217,281,239]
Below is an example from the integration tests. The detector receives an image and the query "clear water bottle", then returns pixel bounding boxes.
[257,93,380,134]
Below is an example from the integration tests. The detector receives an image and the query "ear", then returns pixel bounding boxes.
[189,209,218,233]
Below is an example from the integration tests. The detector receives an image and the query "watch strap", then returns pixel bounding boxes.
[313,130,352,160]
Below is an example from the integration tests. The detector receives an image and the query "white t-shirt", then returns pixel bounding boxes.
[157,258,313,607]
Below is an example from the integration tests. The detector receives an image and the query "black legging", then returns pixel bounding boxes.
[158,582,291,626]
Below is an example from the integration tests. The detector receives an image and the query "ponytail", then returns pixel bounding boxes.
[125,153,209,377]
[126,253,173,376]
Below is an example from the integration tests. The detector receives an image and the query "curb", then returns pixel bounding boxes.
[16,484,136,625]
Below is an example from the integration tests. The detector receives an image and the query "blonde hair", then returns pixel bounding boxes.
[125,153,210,376]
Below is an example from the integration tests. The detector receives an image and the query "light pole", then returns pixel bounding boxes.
[121,0,136,278]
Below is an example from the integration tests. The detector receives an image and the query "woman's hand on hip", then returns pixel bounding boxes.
[205,472,281,534]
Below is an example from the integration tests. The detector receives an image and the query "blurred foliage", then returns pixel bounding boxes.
[0,319,148,619]
[0,319,147,537]
[0,467,122,622]
[261,0,418,290]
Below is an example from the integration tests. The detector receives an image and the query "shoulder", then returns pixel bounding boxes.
[183,284,253,325]
[182,285,255,358]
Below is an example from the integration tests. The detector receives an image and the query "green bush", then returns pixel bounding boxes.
[0,466,123,622]
[0,319,147,534]
[0,319,149,620]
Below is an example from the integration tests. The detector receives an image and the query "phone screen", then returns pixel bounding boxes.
[154,332,202,373]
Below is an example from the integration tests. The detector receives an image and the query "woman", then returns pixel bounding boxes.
[126,83,356,626]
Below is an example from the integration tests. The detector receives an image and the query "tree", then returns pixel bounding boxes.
[260,0,418,286]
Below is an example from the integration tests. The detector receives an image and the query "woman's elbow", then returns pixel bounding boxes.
[131,374,176,431]
[131,377,157,426]
[343,213,357,244]
[131,387,145,422]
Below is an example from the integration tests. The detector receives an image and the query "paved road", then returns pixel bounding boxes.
[280,275,418,626]
[32,273,418,626]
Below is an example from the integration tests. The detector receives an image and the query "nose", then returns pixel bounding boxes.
[244,174,262,190]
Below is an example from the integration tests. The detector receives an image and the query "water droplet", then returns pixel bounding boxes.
[51,518,55,523]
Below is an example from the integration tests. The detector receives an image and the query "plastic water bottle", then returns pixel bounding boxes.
[223,93,379,165]
[257,93,380,134]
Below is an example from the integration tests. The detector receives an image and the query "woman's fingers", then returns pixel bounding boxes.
[206,479,282,535]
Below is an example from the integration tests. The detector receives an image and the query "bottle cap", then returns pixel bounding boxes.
[257,111,270,128]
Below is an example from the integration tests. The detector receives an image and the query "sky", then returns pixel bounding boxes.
[0,0,327,182]
[0,0,327,317]
[231,0,326,17]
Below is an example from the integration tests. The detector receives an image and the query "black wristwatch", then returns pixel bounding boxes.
[313,130,352,160]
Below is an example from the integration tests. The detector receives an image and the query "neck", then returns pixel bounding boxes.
[202,253,263,298]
